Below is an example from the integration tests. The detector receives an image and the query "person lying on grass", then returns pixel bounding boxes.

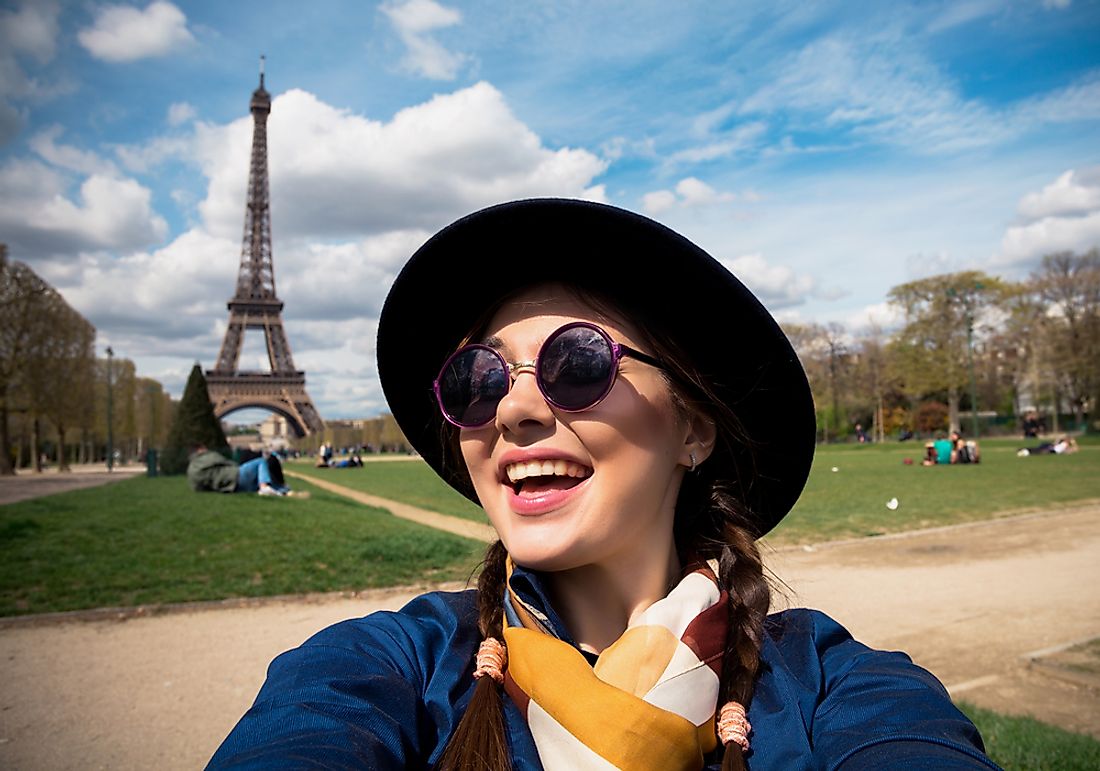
[187,444,307,497]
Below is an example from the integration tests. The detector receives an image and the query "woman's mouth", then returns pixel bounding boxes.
[502,459,592,514]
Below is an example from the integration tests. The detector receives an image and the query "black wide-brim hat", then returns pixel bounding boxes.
[377,198,815,536]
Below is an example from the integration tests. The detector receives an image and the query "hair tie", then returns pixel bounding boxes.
[473,637,507,684]
[717,701,751,753]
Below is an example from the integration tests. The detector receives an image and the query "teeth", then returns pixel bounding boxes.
[505,460,591,483]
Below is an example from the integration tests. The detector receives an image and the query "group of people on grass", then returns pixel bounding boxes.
[922,430,981,466]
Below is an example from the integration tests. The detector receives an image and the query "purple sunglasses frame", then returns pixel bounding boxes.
[432,321,665,428]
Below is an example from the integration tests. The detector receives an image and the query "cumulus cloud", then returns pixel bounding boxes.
[382,0,467,80]
[0,158,167,256]
[996,166,1100,268]
[78,1,194,63]
[643,178,737,214]
[0,0,61,142]
[194,82,607,240]
[720,253,816,309]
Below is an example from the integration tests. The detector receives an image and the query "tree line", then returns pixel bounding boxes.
[0,246,176,474]
[787,250,1100,442]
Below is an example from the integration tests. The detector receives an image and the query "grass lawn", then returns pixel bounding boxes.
[288,459,488,523]
[0,475,485,617]
[291,439,1099,546]
[960,701,1100,770]
[768,437,1099,544]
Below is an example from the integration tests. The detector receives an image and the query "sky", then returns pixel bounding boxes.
[1,0,1099,423]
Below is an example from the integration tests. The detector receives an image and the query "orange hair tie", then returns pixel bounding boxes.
[473,637,507,684]
[717,701,751,753]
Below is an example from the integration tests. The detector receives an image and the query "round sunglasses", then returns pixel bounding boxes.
[433,321,666,428]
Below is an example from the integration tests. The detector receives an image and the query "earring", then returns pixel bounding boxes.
[689,452,697,473]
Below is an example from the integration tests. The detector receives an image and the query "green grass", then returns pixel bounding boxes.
[289,459,489,523]
[293,443,1098,547]
[0,475,484,617]
[767,439,1100,545]
[960,701,1100,770]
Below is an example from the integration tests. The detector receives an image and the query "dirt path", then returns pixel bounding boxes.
[0,505,1097,769]
[0,464,143,506]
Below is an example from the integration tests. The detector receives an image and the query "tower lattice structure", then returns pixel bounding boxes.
[206,60,323,437]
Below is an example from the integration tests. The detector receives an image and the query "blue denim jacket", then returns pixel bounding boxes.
[209,566,997,770]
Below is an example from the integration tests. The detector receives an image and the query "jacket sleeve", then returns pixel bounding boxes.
[795,610,999,770]
[206,591,479,770]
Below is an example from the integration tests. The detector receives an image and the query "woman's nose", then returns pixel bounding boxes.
[495,368,555,434]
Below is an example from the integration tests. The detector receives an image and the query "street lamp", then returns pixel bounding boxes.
[106,346,114,472]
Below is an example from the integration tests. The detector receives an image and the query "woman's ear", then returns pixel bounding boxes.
[680,410,717,469]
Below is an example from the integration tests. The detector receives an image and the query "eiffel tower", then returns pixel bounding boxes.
[206,59,323,437]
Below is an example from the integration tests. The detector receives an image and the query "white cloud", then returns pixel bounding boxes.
[78,1,194,63]
[740,36,1016,153]
[194,82,607,240]
[0,0,60,142]
[0,0,59,63]
[642,178,740,214]
[30,125,117,175]
[382,0,467,80]
[1017,167,1100,221]
[167,101,196,126]
[995,166,1100,268]
[0,159,167,256]
[720,252,816,309]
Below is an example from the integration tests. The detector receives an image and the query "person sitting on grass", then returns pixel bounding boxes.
[950,431,981,464]
[187,445,305,497]
[922,434,954,465]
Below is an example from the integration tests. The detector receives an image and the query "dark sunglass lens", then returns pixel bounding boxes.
[539,326,615,410]
[439,347,508,426]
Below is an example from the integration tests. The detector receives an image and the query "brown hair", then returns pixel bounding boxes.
[434,286,770,771]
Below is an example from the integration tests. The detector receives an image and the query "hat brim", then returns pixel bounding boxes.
[377,198,815,536]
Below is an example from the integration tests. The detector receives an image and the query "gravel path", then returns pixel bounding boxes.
[1,484,1097,769]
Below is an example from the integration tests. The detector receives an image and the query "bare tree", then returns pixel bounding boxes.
[1032,250,1100,432]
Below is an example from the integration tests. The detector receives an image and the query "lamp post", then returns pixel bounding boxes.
[106,346,114,472]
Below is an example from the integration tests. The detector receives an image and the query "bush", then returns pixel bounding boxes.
[915,401,949,434]
[159,365,228,475]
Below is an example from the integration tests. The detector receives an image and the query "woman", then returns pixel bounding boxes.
[209,199,995,769]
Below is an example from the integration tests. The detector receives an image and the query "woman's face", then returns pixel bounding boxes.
[458,286,703,574]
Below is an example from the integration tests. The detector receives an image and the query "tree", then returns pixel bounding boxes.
[160,364,229,475]
[0,247,49,474]
[26,294,96,472]
[887,271,1006,434]
[1032,250,1100,432]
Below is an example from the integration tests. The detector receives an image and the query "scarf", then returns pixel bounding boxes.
[501,561,729,770]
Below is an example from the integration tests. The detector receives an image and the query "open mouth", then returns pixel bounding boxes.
[504,459,591,497]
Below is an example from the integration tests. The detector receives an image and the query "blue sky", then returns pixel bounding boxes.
[2,0,1099,422]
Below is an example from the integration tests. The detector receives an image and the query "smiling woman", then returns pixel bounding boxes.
[208,199,997,770]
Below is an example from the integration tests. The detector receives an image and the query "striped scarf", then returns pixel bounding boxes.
[502,561,729,770]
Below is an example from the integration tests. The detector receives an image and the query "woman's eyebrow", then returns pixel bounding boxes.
[481,334,505,350]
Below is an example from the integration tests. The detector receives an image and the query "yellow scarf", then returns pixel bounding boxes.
[502,561,729,770]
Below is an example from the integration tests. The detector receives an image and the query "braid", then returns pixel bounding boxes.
[435,540,512,771]
[678,474,770,771]
[717,519,769,771]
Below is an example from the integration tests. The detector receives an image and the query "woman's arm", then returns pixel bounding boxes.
[801,610,998,769]
[207,591,479,770]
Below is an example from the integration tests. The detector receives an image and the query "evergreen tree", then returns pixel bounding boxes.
[159,364,228,475]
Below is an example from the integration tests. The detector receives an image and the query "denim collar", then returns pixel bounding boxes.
[505,563,579,647]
